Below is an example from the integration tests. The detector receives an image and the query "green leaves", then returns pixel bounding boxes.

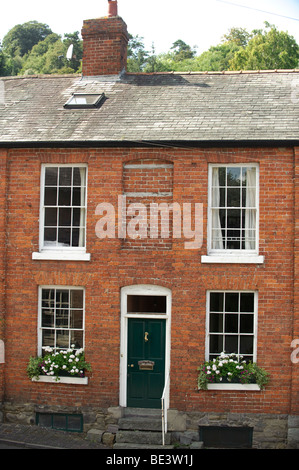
[198,352,269,390]
[127,23,298,73]
[0,22,82,76]
[27,347,91,382]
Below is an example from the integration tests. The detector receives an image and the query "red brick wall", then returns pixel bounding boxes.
[2,146,297,416]
[0,149,8,403]
[81,16,129,76]
[292,146,299,414]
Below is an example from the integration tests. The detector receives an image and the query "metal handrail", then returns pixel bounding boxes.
[161,372,170,446]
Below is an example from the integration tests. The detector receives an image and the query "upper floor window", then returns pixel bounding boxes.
[209,164,258,253]
[41,165,87,250]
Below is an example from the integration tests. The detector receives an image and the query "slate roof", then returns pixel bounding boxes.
[0,70,298,146]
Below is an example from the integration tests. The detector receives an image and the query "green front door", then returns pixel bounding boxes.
[127,318,166,408]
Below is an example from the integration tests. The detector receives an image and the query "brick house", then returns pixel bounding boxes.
[0,1,298,448]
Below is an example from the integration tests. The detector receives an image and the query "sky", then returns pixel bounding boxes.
[0,0,299,55]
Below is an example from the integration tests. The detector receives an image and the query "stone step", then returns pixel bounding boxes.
[114,407,174,449]
[118,417,162,431]
[116,430,171,446]
[123,407,161,418]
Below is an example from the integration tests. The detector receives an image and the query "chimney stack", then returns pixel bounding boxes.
[81,1,129,76]
[108,0,118,17]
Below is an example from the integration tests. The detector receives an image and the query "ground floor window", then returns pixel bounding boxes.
[38,287,85,355]
[206,291,257,362]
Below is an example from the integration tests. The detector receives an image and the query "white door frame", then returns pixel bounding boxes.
[120,284,171,408]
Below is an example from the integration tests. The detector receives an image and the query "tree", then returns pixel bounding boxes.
[196,42,240,71]
[170,39,196,62]
[229,22,299,70]
[127,34,149,72]
[63,31,82,73]
[2,21,53,57]
[222,27,252,47]
[20,32,82,75]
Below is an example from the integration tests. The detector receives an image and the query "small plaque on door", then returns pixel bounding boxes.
[138,360,155,370]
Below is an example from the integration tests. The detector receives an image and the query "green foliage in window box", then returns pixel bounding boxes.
[27,346,91,382]
[198,352,269,390]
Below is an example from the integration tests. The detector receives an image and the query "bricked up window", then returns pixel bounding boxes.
[39,287,84,354]
[207,291,257,362]
[41,165,87,249]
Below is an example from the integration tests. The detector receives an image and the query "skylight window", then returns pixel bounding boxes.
[64,93,105,109]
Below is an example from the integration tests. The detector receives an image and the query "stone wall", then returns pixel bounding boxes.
[1,402,298,449]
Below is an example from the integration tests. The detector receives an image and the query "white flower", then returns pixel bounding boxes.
[228,372,232,376]
[216,370,220,374]
[212,364,217,371]
[207,370,211,375]
[62,365,67,369]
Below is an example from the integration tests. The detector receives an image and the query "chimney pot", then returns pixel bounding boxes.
[108,0,118,17]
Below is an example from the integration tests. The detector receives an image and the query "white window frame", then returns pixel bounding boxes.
[205,290,258,362]
[32,164,90,261]
[119,285,172,409]
[202,163,264,264]
[38,286,86,356]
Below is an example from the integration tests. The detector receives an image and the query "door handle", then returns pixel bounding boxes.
[144,331,149,342]
[128,364,134,367]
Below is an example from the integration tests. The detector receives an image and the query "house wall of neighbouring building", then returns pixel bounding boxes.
[0,145,298,447]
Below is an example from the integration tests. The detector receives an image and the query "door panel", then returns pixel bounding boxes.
[127,318,166,408]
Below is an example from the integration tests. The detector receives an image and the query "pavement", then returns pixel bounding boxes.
[0,422,109,449]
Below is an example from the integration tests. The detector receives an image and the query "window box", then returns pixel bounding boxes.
[32,375,88,385]
[202,383,261,391]
[197,352,269,391]
[27,345,91,384]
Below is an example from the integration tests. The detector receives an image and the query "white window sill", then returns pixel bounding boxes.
[32,251,90,261]
[200,383,260,391]
[201,255,264,264]
[32,376,88,385]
